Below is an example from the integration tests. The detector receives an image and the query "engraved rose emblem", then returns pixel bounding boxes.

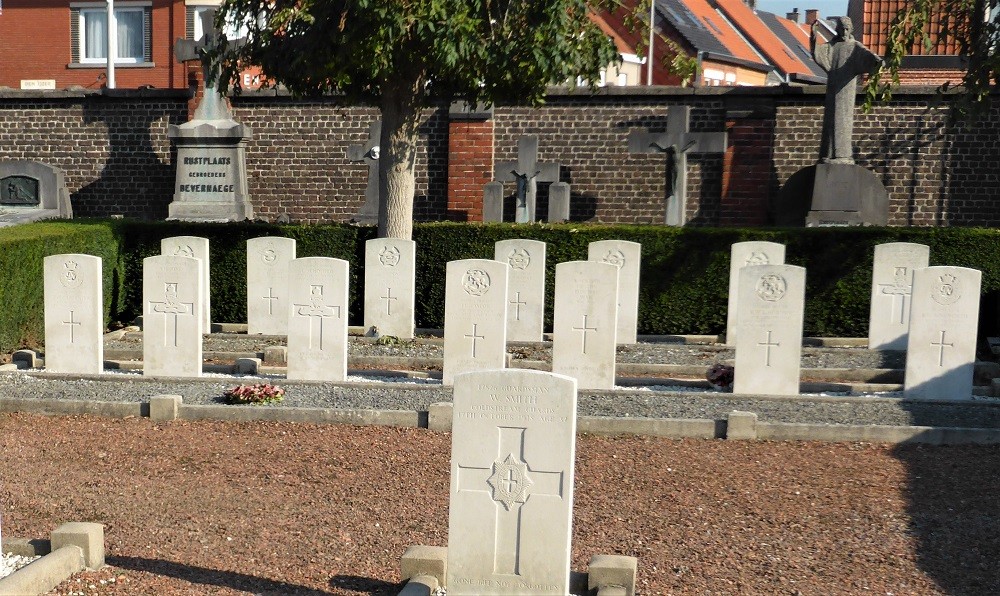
[755,274,787,302]
[931,273,961,305]
[462,269,491,296]
[602,249,626,269]
[507,248,531,271]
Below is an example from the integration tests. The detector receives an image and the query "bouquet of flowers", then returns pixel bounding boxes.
[223,383,285,405]
[706,363,734,391]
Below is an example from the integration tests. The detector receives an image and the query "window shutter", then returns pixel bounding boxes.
[143,6,152,63]
[70,7,80,63]
[186,6,195,40]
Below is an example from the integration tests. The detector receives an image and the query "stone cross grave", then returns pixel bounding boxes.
[364,238,416,339]
[552,261,619,390]
[587,240,640,344]
[904,266,981,400]
[733,264,805,396]
[868,242,929,350]
[443,259,509,386]
[726,241,786,346]
[287,257,349,382]
[43,254,103,375]
[447,369,578,595]
[162,236,211,329]
[627,106,727,226]
[247,236,296,335]
[495,239,545,343]
[494,136,562,223]
[347,120,381,224]
[143,255,204,378]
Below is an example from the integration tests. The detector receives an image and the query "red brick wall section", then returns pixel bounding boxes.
[447,119,494,222]
[721,119,773,226]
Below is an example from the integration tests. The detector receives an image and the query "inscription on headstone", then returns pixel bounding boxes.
[443,259,509,385]
[44,254,103,375]
[726,241,786,346]
[495,239,546,342]
[868,242,929,350]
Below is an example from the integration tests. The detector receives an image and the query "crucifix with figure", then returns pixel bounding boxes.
[174,8,234,121]
[494,136,562,223]
[628,106,728,226]
[347,120,381,224]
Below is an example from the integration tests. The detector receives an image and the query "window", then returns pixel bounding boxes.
[188,5,250,41]
[71,3,152,65]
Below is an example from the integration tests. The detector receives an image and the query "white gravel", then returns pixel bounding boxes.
[1,552,39,579]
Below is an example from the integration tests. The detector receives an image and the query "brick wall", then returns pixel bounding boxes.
[1,86,998,227]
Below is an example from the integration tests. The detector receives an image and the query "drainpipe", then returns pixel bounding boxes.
[647,0,655,85]
[106,0,116,89]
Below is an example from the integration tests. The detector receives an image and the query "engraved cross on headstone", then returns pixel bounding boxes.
[758,330,780,367]
[63,310,82,344]
[150,283,194,347]
[347,120,381,224]
[495,136,562,223]
[455,427,565,575]
[381,286,397,315]
[465,324,485,358]
[509,292,526,322]
[627,106,727,226]
[931,330,953,367]
[263,288,278,316]
[293,285,342,350]
[574,314,598,354]
[174,8,234,121]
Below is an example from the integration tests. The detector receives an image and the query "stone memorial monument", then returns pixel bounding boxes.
[168,9,253,222]
[493,136,562,223]
[0,160,73,227]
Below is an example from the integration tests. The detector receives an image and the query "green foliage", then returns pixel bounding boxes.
[0,222,124,353]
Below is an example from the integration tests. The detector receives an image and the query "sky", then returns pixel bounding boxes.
[754,1,850,18]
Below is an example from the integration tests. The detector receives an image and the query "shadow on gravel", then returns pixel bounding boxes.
[107,556,334,595]
[892,441,1000,595]
[328,574,405,594]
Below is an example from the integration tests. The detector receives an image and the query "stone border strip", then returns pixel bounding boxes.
[0,523,104,596]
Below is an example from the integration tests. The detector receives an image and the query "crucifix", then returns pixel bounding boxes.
[574,314,598,355]
[931,330,953,367]
[150,283,194,348]
[455,427,565,575]
[63,310,82,344]
[494,136,562,223]
[757,330,780,367]
[347,120,381,224]
[627,106,728,226]
[174,8,235,122]
[293,285,342,350]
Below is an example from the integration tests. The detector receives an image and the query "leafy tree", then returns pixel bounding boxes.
[215,0,622,239]
[866,0,1000,111]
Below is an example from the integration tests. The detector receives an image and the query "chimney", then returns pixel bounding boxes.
[786,8,800,23]
[805,9,820,25]
[744,0,757,9]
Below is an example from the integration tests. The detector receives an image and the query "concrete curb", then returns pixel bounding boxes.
[0,523,104,596]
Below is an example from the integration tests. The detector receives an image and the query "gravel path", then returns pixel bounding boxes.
[0,415,995,595]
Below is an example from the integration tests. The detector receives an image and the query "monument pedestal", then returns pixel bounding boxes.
[805,162,888,226]
[167,119,253,222]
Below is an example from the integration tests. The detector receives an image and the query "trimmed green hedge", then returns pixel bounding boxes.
[2,220,999,353]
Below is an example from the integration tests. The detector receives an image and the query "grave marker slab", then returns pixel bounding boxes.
[868,242,929,350]
[364,238,416,339]
[588,240,640,344]
[726,241,786,346]
[443,259,508,385]
[143,255,204,378]
[495,239,545,342]
[733,264,805,396]
[162,236,211,329]
[247,237,296,335]
[552,261,619,389]
[548,182,570,222]
[287,257,349,382]
[447,369,577,595]
[904,266,981,400]
[44,254,103,374]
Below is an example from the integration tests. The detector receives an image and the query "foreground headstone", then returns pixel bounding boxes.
[364,238,416,339]
[44,254,103,374]
[247,236,296,335]
[287,257,349,382]
[443,259,508,386]
[726,241,786,345]
[733,264,805,396]
[447,369,578,595]
[143,255,204,377]
[904,266,981,400]
[868,242,929,350]
[552,261,619,390]
[588,240,640,344]
[495,239,545,342]
[162,236,211,329]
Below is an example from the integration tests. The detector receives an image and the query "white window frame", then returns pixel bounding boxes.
[75,2,149,65]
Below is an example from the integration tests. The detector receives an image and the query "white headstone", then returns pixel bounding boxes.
[443,259,509,386]
[588,240,641,344]
[904,266,981,400]
[868,242,930,350]
[161,236,211,329]
[447,369,578,596]
[733,264,805,396]
[495,239,546,342]
[551,261,618,390]
[247,236,296,335]
[143,255,204,378]
[364,238,416,339]
[286,257,349,382]
[726,241,786,345]
[43,254,104,375]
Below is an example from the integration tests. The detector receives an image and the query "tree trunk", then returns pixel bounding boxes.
[378,83,421,239]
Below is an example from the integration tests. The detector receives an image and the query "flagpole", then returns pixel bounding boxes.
[107,0,116,89]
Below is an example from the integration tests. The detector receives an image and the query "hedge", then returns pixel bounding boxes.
[1,220,999,353]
